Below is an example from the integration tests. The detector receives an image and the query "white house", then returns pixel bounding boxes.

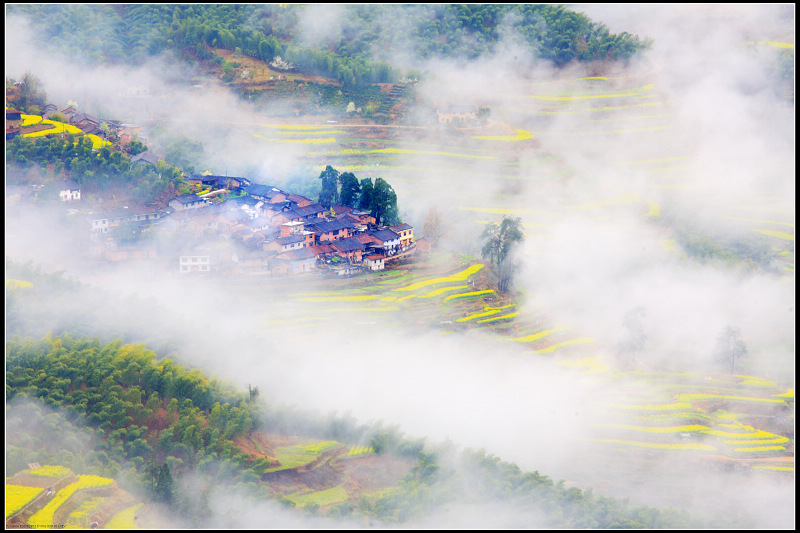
[179,252,216,274]
[59,181,81,202]
[364,254,385,271]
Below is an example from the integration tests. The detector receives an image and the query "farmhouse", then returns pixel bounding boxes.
[368,228,402,256]
[59,181,81,202]
[329,237,365,263]
[168,194,210,212]
[390,223,414,249]
[131,151,159,167]
[308,218,355,243]
[363,254,385,271]
[273,247,317,274]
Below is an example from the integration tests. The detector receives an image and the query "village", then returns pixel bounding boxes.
[83,174,425,277]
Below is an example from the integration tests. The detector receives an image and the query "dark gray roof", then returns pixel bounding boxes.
[309,219,355,234]
[131,151,159,165]
[244,184,285,199]
[280,248,317,261]
[277,235,306,245]
[330,237,364,253]
[369,229,400,243]
[390,223,413,232]
[170,194,206,205]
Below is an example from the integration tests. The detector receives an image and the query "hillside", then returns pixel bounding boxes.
[6,4,649,84]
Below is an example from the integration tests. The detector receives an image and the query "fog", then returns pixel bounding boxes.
[5,4,794,529]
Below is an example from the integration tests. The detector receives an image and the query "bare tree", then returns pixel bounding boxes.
[714,325,748,374]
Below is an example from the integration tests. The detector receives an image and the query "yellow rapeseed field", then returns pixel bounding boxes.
[104,503,143,529]
[6,485,44,518]
[512,327,568,343]
[536,337,595,353]
[28,465,71,478]
[394,264,484,292]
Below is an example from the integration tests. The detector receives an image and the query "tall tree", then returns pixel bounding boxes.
[358,177,374,211]
[370,177,398,226]
[714,325,748,375]
[339,172,361,208]
[480,216,524,292]
[317,165,339,208]
[16,72,48,112]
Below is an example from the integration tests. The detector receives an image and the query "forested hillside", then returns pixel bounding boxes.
[7,4,649,85]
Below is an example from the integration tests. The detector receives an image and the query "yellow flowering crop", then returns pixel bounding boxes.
[457,309,501,322]
[278,130,345,135]
[677,393,785,404]
[369,148,496,160]
[645,199,661,217]
[724,436,790,446]
[22,120,83,138]
[528,92,643,101]
[443,290,494,301]
[536,337,595,353]
[269,137,337,144]
[752,229,794,241]
[752,466,794,472]
[702,428,780,439]
[27,470,114,528]
[591,438,716,451]
[6,485,44,518]
[28,465,72,478]
[347,446,374,457]
[104,503,143,529]
[773,389,794,399]
[471,130,534,141]
[265,124,336,130]
[512,327,568,343]
[6,279,34,290]
[420,285,468,298]
[733,445,786,453]
[326,306,399,312]
[20,114,43,126]
[394,264,483,292]
[65,496,106,528]
[477,312,519,324]
[85,134,112,150]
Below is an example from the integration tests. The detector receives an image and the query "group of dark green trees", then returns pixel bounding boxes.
[317,165,399,226]
[8,5,649,86]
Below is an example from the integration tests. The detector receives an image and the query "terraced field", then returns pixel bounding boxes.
[5,467,142,529]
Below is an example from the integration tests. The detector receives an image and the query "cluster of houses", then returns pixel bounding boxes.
[85,175,422,276]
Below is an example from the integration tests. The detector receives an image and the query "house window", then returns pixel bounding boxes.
[181,266,188,271]
[192,257,197,262]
